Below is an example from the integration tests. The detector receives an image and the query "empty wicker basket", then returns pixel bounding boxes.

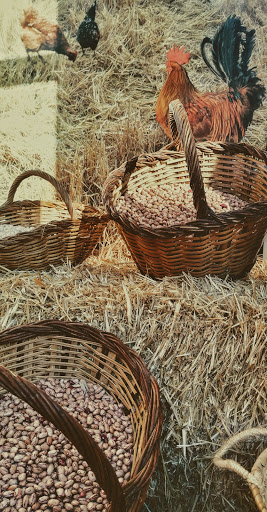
[103,100,267,279]
[213,428,267,512]
[0,319,163,512]
[0,170,109,271]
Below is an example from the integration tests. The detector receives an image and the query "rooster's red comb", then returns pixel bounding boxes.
[166,45,191,71]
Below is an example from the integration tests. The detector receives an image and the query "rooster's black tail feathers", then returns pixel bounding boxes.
[201,15,264,99]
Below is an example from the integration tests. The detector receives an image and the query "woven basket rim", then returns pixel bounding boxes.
[0,200,110,247]
[0,198,108,212]
[252,446,267,470]
[103,140,267,239]
[0,170,111,271]
[213,427,267,512]
[0,319,163,512]
[250,446,267,511]
[0,199,109,219]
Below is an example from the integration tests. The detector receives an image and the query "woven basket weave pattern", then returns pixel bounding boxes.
[0,320,163,512]
[0,170,109,271]
[103,101,267,279]
[213,428,267,512]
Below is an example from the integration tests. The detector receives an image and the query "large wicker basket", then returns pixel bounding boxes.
[0,170,109,271]
[103,100,267,279]
[0,319,163,512]
[213,428,267,512]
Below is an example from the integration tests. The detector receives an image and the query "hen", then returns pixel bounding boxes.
[156,15,265,142]
[20,7,77,62]
[77,1,100,54]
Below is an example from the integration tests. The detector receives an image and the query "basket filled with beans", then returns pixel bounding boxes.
[0,320,163,512]
[0,170,109,271]
[103,99,267,279]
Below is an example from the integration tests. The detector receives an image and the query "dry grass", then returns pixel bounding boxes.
[1,0,266,203]
[0,81,57,203]
[0,0,267,511]
[0,228,266,511]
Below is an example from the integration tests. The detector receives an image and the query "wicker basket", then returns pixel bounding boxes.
[0,319,163,512]
[0,170,109,271]
[213,428,267,512]
[103,99,267,279]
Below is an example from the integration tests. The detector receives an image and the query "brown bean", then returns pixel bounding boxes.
[0,378,133,511]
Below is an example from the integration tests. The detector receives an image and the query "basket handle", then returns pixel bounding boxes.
[0,365,127,512]
[213,427,267,486]
[0,170,76,220]
[168,99,219,221]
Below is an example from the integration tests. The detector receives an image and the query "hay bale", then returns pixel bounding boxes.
[0,0,266,510]
[0,231,266,511]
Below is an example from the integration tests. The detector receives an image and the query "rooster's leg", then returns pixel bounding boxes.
[37,52,45,63]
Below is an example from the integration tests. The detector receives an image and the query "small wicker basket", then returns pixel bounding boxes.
[213,428,267,512]
[0,170,109,271]
[103,100,267,279]
[0,319,163,512]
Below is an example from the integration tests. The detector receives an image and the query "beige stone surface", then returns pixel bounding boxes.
[0,81,57,204]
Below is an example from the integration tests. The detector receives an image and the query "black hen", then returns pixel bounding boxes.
[77,1,100,54]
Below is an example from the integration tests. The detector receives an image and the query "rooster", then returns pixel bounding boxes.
[156,15,265,142]
[77,1,100,54]
[20,7,77,62]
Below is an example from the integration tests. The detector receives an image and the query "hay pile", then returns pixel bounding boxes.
[0,0,267,511]
[0,230,266,511]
